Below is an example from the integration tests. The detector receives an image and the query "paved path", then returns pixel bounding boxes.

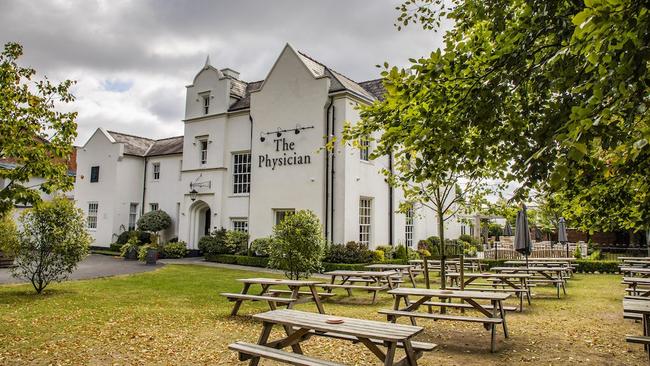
[0,254,163,284]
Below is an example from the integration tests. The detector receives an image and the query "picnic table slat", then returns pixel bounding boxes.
[388,287,510,301]
[253,309,423,341]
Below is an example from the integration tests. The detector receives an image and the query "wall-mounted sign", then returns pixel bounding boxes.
[258,137,311,170]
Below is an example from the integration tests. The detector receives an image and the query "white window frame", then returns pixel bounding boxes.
[231,218,249,233]
[359,197,372,245]
[152,162,160,180]
[201,93,210,115]
[199,139,208,165]
[150,203,159,211]
[274,209,295,226]
[232,152,251,194]
[87,202,98,230]
[359,138,370,162]
[128,203,138,230]
[405,208,414,248]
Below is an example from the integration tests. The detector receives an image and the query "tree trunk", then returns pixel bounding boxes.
[437,207,446,290]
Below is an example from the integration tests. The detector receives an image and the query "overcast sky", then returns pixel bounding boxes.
[0,0,447,145]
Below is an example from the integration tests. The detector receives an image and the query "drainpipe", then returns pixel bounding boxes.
[330,103,336,244]
[141,157,148,215]
[388,153,394,246]
[248,114,253,251]
[324,97,333,242]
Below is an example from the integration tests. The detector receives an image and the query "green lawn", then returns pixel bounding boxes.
[0,265,645,365]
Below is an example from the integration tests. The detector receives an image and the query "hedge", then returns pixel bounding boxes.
[574,259,620,273]
[206,254,269,267]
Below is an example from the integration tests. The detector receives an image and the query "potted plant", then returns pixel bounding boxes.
[139,236,159,265]
[120,234,139,260]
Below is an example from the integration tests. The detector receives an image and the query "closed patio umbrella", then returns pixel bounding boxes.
[503,221,513,236]
[515,205,532,266]
[558,217,568,257]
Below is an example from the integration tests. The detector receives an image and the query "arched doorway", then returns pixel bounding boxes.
[189,200,211,248]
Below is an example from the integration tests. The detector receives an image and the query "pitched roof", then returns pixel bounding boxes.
[106,131,183,157]
[226,50,385,112]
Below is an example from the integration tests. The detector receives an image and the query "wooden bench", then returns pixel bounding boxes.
[305,330,437,352]
[221,293,297,305]
[318,284,384,303]
[265,289,336,298]
[379,309,503,326]
[626,335,650,345]
[229,341,344,366]
[624,312,642,320]
[422,301,518,312]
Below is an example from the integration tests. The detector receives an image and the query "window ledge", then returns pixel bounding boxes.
[228,194,250,198]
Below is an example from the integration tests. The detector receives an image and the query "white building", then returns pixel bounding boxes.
[75,44,464,249]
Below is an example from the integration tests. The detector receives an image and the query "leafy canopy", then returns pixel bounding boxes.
[0,42,77,215]
[387,0,649,233]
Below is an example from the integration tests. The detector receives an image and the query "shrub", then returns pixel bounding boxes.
[168,237,178,243]
[574,259,619,273]
[573,246,582,259]
[268,210,324,279]
[198,228,228,255]
[109,242,122,252]
[162,242,188,258]
[120,234,140,258]
[372,250,385,262]
[12,197,91,293]
[250,237,272,257]
[116,230,151,246]
[395,244,408,260]
[488,223,503,238]
[376,245,394,259]
[0,210,19,257]
[324,242,375,264]
[137,210,172,233]
[137,244,154,262]
[588,249,602,261]
[226,230,249,255]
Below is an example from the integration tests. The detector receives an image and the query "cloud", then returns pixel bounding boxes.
[0,0,450,144]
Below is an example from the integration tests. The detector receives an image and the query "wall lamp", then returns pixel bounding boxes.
[189,174,212,201]
[259,125,315,142]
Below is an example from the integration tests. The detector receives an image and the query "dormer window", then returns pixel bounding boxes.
[200,92,210,115]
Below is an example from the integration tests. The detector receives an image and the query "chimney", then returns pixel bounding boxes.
[220,68,240,80]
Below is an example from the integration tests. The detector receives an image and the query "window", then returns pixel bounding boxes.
[150,203,159,211]
[274,209,295,226]
[233,152,251,194]
[359,197,372,245]
[128,203,138,230]
[90,166,100,183]
[359,137,370,161]
[202,93,210,114]
[200,140,208,164]
[231,218,249,233]
[87,202,98,229]
[405,208,414,248]
[152,162,160,180]
[461,225,467,236]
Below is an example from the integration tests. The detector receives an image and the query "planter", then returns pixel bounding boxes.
[124,247,138,260]
[145,248,158,265]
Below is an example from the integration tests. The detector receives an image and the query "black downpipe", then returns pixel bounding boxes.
[248,114,254,249]
[324,98,333,242]
[141,157,148,215]
[388,154,394,246]
[330,103,336,244]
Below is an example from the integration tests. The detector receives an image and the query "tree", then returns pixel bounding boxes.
[388,1,649,237]
[0,42,77,216]
[268,210,325,280]
[12,197,91,293]
[137,210,172,240]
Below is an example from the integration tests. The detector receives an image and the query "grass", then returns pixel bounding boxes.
[0,264,645,365]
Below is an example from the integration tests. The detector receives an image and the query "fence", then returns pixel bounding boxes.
[483,241,588,260]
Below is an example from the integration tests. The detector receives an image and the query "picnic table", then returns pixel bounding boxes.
[504,260,575,278]
[321,270,398,304]
[623,298,650,361]
[620,259,650,268]
[446,272,532,311]
[221,278,328,316]
[623,277,650,297]
[380,287,511,352]
[492,267,567,298]
[621,267,650,277]
[229,309,436,365]
[365,263,417,287]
